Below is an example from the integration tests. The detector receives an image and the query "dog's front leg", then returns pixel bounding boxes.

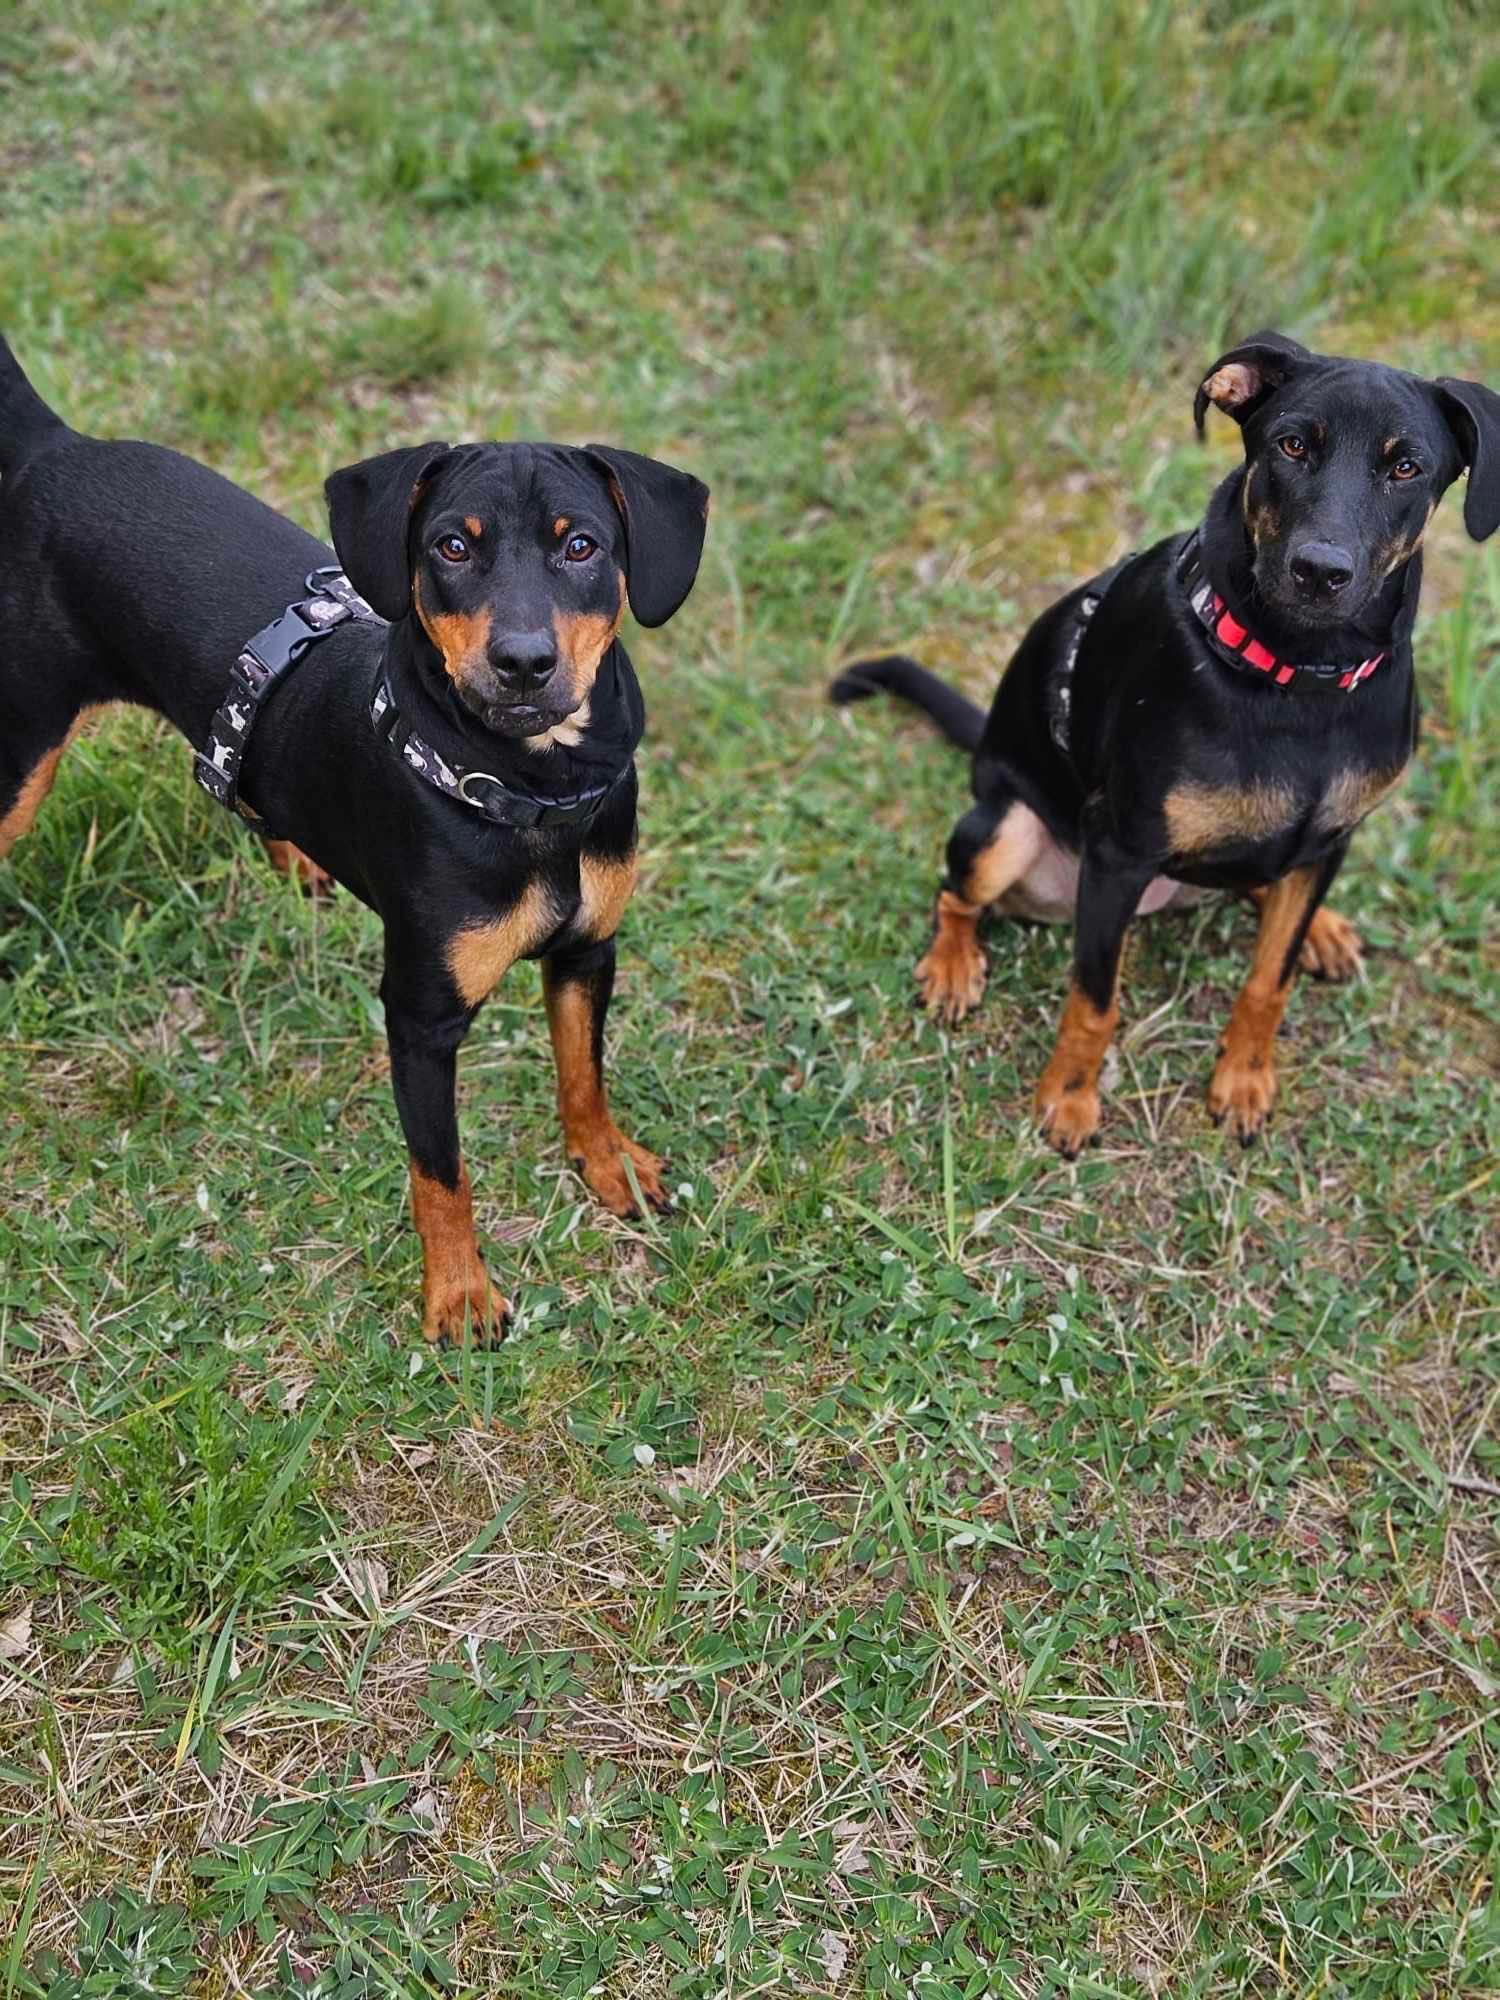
[1209,843,1348,1143]
[542,937,667,1216]
[1035,838,1156,1158]
[382,965,507,1344]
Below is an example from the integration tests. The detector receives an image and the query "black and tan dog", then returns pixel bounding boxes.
[0,338,707,1339]
[833,333,1498,1153]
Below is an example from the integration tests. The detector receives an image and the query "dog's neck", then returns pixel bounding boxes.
[380,616,644,793]
[1199,467,1421,668]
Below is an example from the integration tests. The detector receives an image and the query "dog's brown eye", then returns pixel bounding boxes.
[1277,435,1308,461]
[564,534,596,562]
[1391,457,1421,481]
[435,534,470,564]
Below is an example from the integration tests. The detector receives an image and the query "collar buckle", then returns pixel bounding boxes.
[456,769,543,827]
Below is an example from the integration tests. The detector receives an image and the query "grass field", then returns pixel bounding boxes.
[2,1,1498,1993]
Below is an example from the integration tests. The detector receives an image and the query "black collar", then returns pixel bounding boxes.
[1177,531,1387,694]
[204,569,634,839]
[368,670,632,830]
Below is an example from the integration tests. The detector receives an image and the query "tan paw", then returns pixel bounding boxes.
[572,1128,669,1217]
[1034,1074,1102,1159]
[1299,906,1362,981]
[421,1264,510,1345]
[915,938,986,1025]
[1207,1050,1277,1145]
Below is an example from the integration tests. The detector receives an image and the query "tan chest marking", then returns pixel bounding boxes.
[578,850,639,943]
[448,880,558,1006]
[1315,766,1404,834]
[1164,781,1298,856]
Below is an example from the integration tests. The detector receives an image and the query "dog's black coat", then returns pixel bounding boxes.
[0,338,708,1337]
[833,333,1499,1151]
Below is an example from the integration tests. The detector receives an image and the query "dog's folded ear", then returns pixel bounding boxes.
[324,442,453,621]
[1436,377,1500,542]
[582,444,710,628]
[1194,332,1313,436]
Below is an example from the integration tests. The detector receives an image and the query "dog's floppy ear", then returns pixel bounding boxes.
[324,441,452,621]
[1436,376,1500,542]
[582,443,709,628]
[1194,331,1313,436]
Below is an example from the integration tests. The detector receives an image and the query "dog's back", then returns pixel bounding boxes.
[0,336,336,745]
[0,337,69,479]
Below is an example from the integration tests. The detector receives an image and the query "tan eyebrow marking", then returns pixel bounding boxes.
[464,516,483,537]
[553,516,570,538]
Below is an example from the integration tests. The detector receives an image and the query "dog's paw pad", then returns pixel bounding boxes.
[1207,1054,1277,1144]
[575,1132,669,1217]
[1035,1081,1102,1158]
[1299,907,1363,981]
[422,1273,510,1346]
[915,943,986,1025]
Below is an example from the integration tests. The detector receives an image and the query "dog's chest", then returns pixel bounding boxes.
[446,849,640,1006]
[569,849,640,941]
[1164,760,1405,861]
[1311,765,1405,834]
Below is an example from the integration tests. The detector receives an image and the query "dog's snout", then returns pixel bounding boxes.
[1289,541,1354,598]
[486,628,558,696]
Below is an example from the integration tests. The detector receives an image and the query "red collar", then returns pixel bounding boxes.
[1177,533,1385,693]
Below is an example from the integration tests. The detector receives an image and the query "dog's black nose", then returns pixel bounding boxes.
[1289,543,1354,597]
[487,628,557,697]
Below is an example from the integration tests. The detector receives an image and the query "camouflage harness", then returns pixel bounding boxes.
[195,568,376,836]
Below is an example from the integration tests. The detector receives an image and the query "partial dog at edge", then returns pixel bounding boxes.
[0,337,708,1340]
[832,332,1498,1153]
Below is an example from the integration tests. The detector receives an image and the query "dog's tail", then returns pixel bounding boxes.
[828,654,985,753]
[0,336,66,476]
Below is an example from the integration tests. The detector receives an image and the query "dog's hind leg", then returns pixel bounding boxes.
[916,798,1046,1024]
[263,838,336,896]
[1248,884,1362,981]
[0,702,110,861]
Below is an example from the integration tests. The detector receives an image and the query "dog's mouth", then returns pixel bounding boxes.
[1261,590,1359,630]
[457,686,573,739]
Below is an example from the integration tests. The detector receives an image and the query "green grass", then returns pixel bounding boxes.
[2,0,1498,1993]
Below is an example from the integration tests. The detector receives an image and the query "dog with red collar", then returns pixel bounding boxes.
[833,332,1499,1152]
